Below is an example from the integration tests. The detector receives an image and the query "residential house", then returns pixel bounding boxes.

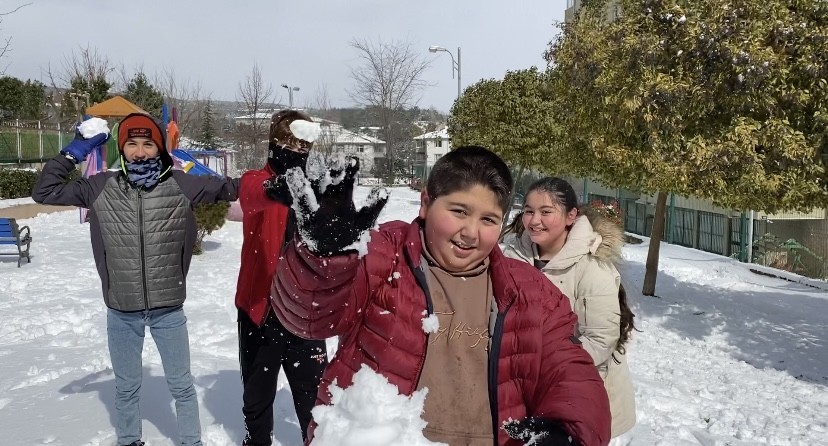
[412,127,451,179]
[317,120,386,175]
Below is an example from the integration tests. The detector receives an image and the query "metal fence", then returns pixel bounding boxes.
[585,191,828,281]
[0,120,73,164]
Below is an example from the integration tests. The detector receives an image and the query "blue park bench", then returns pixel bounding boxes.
[0,217,31,267]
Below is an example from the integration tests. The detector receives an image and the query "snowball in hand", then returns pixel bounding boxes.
[290,119,322,143]
[78,117,110,139]
[311,365,446,446]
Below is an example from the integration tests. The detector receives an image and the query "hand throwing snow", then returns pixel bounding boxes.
[285,156,388,256]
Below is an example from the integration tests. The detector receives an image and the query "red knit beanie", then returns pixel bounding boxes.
[118,113,166,152]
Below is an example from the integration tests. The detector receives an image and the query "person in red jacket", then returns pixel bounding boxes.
[234,110,328,446]
[272,146,612,446]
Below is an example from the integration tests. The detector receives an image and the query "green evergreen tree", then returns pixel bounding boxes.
[449,67,558,172]
[0,76,46,120]
[195,100,219,149]
[548,0,827,294]
[61,74,111,124]
[124,72,164,117]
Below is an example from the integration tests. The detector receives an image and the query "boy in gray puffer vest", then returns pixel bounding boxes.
[33,113,240,446]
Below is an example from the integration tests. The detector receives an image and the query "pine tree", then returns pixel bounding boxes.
[61,74,111,124]
[124,72,163,117]
[196,100,219,149]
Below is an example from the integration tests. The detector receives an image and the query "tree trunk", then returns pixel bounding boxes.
[515,164,525,193]
[642,191,668,296]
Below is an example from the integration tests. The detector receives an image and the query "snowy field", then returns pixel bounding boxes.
[1,187,826,445]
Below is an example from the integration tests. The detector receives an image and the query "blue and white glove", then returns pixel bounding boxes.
[60,131,109,164]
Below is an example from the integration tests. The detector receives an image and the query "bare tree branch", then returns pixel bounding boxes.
[152,66,206,135]
[347,38,431,180]
[0,3,31,74]
[235,63,275,171]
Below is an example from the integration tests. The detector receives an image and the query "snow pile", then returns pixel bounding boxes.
[77,118,110,139]
[311,365,445,446]
[290,120,321,143]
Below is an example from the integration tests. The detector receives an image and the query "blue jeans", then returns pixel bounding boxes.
[107,305,202,446]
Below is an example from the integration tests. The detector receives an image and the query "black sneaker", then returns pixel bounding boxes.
[123,441,145,446]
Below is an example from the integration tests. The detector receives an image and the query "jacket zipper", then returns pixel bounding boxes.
[488,299,514,445]
[138,189,149,310]
[408,257,433,395]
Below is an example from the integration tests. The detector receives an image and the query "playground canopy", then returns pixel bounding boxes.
[85,96,147,118]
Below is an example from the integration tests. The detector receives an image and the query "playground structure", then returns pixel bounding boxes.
[1,96,232,175]
[12,96,236,222]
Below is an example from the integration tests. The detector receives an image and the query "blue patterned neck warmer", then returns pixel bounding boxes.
[125,157,162,189]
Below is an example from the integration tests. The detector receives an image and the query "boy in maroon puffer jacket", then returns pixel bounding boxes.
[272,146,611,446]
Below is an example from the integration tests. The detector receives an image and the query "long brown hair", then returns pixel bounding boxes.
[616,283,636,354]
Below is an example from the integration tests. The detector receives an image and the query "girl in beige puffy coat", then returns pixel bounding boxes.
[502,177,636,440]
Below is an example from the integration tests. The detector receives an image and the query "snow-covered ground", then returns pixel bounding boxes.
[1,187,826,446]
[0,196,34,209]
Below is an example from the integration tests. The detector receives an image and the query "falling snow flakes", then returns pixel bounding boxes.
[387,271,402,282]
[379,310,391,315]
[422,314,439,334]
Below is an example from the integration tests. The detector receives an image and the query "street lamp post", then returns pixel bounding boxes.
[428,45,461,101]
[280,84,301,109]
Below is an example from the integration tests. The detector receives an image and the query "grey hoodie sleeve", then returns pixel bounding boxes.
[172,170,240,205]
[31,155,106,208]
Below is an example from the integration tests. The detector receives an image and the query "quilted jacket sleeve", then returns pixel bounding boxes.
[32,155,106,208]
[272,237,371,340]
[532,279,612,446]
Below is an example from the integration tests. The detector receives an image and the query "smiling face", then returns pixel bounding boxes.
[419,184,505,272]
[122,137,160,162]
[521,190,578,258]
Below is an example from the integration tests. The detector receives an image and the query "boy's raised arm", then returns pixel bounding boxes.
[273,239,369,339]
[32,132,111,208]
[173,170,240,205]
[272,156,388,340]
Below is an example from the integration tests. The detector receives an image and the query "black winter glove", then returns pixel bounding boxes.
[285,156,388,256]
[263,175,293,206]
[503,417,580,446]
